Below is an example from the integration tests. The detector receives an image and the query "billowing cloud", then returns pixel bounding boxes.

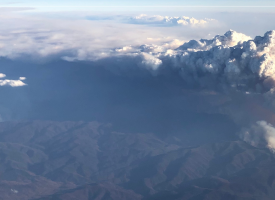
[88,29,273,94]
[177,29,251,51]
[141,52,162,70]
[62,28,266,93]
[240,121,275,152]
[129,14,216,26]
[134,30,275,93]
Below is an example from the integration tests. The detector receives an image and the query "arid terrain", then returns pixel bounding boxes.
[0,121,274,200]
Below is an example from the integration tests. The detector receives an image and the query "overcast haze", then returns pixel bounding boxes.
[1,1,275,199]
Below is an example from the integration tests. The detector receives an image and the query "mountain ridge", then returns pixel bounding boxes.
[0,120,274,200]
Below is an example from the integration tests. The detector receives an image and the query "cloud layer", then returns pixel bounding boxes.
[0,11,222,62]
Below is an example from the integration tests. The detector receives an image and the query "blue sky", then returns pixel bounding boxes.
[2,0,275,10]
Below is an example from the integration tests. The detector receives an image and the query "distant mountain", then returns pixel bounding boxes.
[0,121,274,200]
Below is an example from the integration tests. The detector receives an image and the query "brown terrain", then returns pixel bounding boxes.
[0,121,274,200]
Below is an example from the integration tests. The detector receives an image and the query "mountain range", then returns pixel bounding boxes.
[0,121,274,200]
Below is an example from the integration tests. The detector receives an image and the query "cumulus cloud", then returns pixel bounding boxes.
[85,29,256,87]
[177,29,251,51]
[0,79,26,87]
[129,14,216,26]
[0,73,6,78]
[141,52,162,70]
[132,30,275,94]
[96,29,267,93]
[240,121,275,152]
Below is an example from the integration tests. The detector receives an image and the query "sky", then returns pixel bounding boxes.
[2,0,275,6]
[2,0,275,12]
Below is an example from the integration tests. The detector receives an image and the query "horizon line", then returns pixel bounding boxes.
[1,6,275,8]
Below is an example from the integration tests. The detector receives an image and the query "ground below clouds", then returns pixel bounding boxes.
[0,121,274,200]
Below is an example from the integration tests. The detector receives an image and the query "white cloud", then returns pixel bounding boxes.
[2,12,275,93]
[177,29,251,51]
[140,30,275,93]
[115,46,133,52]
[0,79,26,87]
[0,73,25,87]
[240,121,275,152]
[2,11,275,94]
[3,12,275,94]
[141,52,162,70]
[129,14,216,26]
[0,11,220,62]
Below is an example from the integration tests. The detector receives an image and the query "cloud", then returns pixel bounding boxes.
[0,73,25,87]
[0,17,179,61]
[0,73,6,78]
[0,79,26,87]
[0,74,26,120]
[240,121,275,152]
[98,29,275,151]
[88,29,271,94]
[129,14,216,26]
[3,18,275,94]
[60,28,267,94]
[1,14,274,94]
[134,30,275,94]
[0,11,222,62]
[141,52,162,70]
[85,14,217,27]
[177,29,251,51]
